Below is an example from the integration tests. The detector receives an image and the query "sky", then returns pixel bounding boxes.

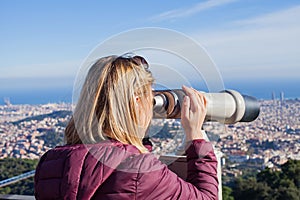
[1,0,300,100]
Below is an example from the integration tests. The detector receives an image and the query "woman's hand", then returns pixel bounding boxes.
[181,85,207,141]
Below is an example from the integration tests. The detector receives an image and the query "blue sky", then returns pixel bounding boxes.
[1,0,300,94]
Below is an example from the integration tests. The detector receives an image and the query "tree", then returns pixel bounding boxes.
[232,177,271,200]
[276,179,300,200]
[281,159,300,188]
[257,168,280,188]
[230,159,300,200]
[222,186,234,200]
[0,158,38,195]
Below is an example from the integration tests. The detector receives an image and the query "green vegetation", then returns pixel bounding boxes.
[224,159,300,200]
[222,186,234,200]
[0,158,38,195]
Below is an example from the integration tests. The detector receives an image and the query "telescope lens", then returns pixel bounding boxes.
[240,95,260,122]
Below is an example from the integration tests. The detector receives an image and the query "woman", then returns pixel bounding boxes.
[34,55,218,199]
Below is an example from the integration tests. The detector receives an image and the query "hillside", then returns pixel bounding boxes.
[12,110,72,125]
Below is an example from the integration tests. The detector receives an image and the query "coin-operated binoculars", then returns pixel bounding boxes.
[153,89,260,123]
[155,89,260,198]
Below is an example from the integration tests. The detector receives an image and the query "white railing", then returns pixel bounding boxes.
[0,170,35,188]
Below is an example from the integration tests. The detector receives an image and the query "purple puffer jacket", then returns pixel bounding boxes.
[34,139,218,200]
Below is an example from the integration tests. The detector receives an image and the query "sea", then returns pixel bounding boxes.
[0,79,299,105]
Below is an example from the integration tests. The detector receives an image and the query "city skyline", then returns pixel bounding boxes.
[1,1,300,99]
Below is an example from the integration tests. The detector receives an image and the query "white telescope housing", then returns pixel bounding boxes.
[153,89,260,124]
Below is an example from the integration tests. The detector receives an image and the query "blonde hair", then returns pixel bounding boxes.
[65,55,154,153]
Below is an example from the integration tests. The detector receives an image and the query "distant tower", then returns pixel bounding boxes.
[4,97,12,106]
[272,92,276,102]
[280,91,284,102]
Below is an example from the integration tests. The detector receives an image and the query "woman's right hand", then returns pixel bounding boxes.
[181,85,207,142]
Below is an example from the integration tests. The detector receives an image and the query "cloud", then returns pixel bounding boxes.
[193,5,300,79]
[0,60,80,79]
[233,5,300,28]
[150,0,238,22]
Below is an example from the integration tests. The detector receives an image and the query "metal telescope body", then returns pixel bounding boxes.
[153,89,260,124]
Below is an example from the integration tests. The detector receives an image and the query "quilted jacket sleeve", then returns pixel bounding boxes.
[137,139,218,200]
